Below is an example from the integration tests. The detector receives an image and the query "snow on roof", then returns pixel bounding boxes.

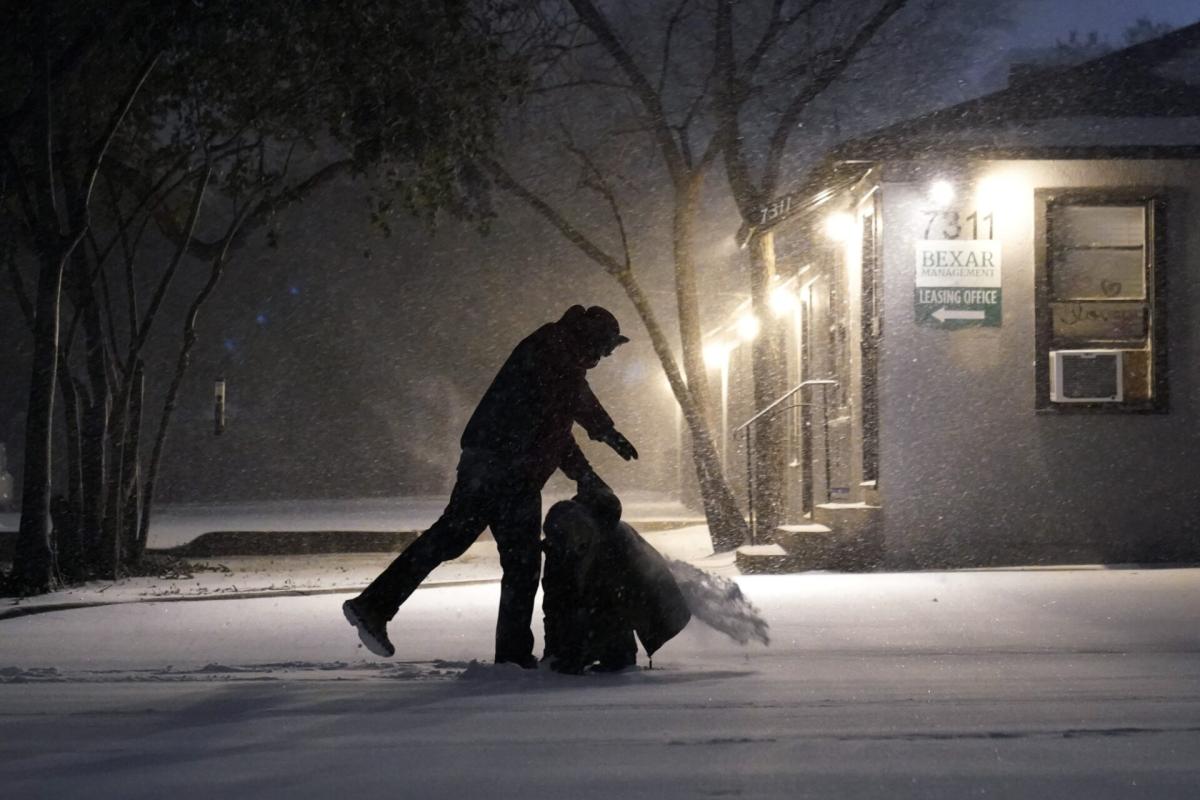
[862,116,1200,154]
[832,21,1200,160]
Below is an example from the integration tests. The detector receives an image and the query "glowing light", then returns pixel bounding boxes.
[975,174,1021,215]
[929,179,955,208]
[736,313,760,342]
[704,340,732,369]
[769,286,796,317]
[824,212,854,242]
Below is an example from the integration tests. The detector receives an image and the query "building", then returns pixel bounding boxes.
[713,22,1200,569]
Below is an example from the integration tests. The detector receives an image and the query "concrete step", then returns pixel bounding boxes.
[814,502,881,536]
[736,544,809,575]
[770,523,839,568]
[809,503,883,570]
[762,505,885,571]
[859,481,880,507]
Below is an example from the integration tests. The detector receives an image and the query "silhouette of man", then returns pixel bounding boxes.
[343,305,638,666]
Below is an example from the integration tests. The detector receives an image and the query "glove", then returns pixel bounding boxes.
[601,428,638,461]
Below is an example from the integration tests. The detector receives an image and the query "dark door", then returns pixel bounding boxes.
[860,205,882,485]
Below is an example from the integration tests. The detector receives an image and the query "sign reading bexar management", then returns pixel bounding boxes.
[914,240,1001,328]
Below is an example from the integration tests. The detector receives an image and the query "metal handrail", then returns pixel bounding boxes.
[736,378,838,545]
[733,379,837,433]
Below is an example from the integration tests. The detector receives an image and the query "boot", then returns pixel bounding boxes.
[342,597,395,657]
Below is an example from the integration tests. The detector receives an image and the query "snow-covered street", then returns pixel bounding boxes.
[3,565,1199,798]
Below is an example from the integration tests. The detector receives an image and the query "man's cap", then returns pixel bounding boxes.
[560,305,629,353]
[582,305,629,351]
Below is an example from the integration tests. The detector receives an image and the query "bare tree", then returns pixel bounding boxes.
[2,0,527,593]
[487,0,952,548]
[486,0,750,551]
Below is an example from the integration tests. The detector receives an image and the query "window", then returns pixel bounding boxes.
[1034,189,1166,412]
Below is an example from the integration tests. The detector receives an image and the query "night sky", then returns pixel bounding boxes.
[1010,0,1199,43]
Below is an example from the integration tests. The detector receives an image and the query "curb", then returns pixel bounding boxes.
[0,577,499,622]
[2,520,706,559]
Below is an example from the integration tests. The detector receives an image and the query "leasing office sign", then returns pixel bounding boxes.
[914,240,1002,327]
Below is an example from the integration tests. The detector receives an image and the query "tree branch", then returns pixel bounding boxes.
[568,0,687,185]
[741,0,829,79]
[761,0,909,195]
[482,157,626,277]
[657,0,694,97]
[79,51,162,219]
[562,139,634,274]
[0,11,109,141]
[152,158,353,260]
[716,0,763,213]
[131,166,211,360]
[3,240,35,331]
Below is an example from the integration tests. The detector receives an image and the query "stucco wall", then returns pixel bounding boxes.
[877,160,1200,566]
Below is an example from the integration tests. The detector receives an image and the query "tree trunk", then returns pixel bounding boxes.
[122,362,145,563]
[669,173,748,552]
[68,248,114,576]
[54,359,86,581]
[12,251,67,594]
[613,269,748,553]
[747,229,788,534]
[671,175,711,424]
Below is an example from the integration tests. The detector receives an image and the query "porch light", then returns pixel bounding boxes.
[736,313,761,342]
[929,179,955,209]
[704,340,733,369]
[975,173,1019,215]
[769,285,796,317]
[824,212,854,241]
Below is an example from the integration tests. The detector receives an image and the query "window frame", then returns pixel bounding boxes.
[1033,187,1168,413]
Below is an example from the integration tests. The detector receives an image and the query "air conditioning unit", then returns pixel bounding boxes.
[1050,350,1124,403]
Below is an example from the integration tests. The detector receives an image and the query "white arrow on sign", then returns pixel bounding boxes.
[932,308,985,323]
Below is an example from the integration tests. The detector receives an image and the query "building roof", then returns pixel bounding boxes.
[830,21,1200,161]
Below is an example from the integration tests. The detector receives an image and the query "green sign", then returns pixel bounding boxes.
[914,240,1001,328]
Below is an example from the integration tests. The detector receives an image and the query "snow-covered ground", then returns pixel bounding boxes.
[3,552,1199,798]
[1,525,721,616]
[19,493,698,549]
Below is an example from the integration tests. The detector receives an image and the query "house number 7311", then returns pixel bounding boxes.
[923,209,994,240]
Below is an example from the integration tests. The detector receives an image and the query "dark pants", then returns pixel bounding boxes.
[358,449,543,663]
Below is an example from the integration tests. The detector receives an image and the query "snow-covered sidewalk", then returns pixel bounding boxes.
[135,493,704,549]
[1,525,724,618]
[2,564,1199,798]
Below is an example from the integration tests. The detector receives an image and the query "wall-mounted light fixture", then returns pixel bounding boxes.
[824,212,855,242]
[769,285,797,317]
[704,340,733,369]
[929,179,955,209]
[736,313,761,342]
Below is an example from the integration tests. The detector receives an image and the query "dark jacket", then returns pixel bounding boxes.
[461,312,616,486]
[542,497,692,670]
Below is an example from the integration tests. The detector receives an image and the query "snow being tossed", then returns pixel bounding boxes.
[667,560,770,646]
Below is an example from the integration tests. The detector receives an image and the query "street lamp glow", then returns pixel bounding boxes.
[704,340,731,369]
[736,313,761,342]
[769,285,796,317]
[929,179,955,208]
[824,212,854,242]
